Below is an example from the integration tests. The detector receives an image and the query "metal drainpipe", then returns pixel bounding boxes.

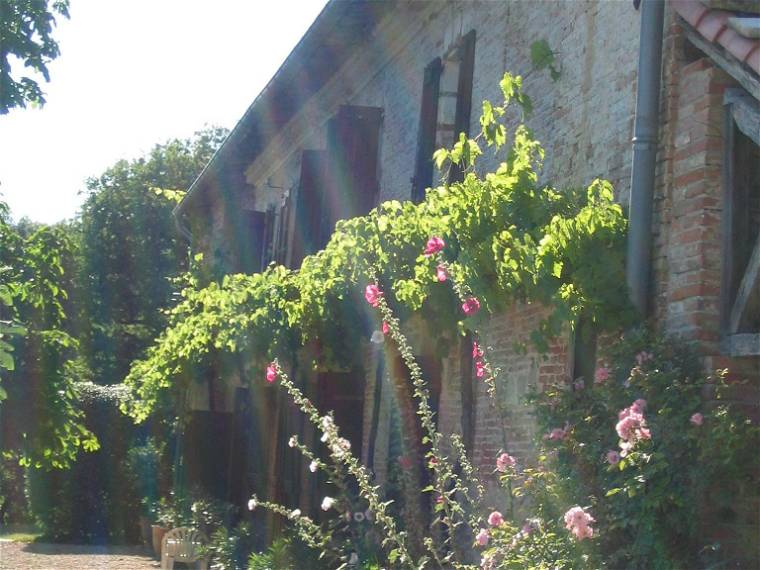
[626,0,665,316]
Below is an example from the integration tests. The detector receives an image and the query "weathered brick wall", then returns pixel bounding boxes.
[235,1,642,476]
[651,16,760,563]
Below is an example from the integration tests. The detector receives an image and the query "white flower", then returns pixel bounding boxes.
[309,460,318,473]
[247,498,257,511]
[321,432,329,443]
[331,437,351,458]
[320,415,334,430]
[289,508,301,519]
[321,496,335,511]
[370,330,385,344]
[288,435,297,448]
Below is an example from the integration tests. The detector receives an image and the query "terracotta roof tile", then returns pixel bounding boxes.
[674,0,760,72]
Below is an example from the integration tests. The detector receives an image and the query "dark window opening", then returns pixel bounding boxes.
[721,90,760,356]
[449,30,476,184]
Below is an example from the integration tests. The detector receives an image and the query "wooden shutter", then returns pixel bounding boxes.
[323,105,382,241]
[274,195,291,266]
[412,58,443,203]
[292,150,328,267]
[240,210,266,273]
[449,30,476,184]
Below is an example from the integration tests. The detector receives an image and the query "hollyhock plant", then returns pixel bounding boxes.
[564,506,595,540]
[436,263,449,282]
[321,496,335,511]
[496,452,517,472]
[487,511,504,527]
[462,297,481,316]
[423,236,445,256]
[364,283,383,307]
[690,412,703,426]
[266,363,277,383]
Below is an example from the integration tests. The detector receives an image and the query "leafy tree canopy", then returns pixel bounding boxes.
[0,0,70,114]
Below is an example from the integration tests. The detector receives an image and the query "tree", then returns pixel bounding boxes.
[0,213,97,469]
[79,127,227,383]
[0,0,70,114]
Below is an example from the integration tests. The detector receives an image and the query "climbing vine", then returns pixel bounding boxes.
[123,72,633,422]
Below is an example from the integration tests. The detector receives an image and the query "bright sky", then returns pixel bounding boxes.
[0,0,328,224]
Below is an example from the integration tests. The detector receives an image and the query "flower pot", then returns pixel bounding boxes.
[151,524,168,558]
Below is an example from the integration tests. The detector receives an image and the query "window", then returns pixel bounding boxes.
[721,89,760,356]
[411,30,476,201]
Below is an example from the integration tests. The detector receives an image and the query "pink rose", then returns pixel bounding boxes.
[435,263,449,282]
[690,412,703,426]
[364,284,383,307]
[475,528,489,546]
[462,297,481,316]
[564,506,595,541]
[594,367,610,384]
[423,236,445,257]
[496,452,517,472]
[266,363,277,383]
[487,511,503,527]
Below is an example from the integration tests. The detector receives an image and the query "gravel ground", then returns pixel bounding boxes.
[0,541,159,569]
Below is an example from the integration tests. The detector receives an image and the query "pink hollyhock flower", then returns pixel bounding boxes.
[564,506,595,541]
[472,341,484,359]
[462,297,481,316]
[594,367,610,384]
[496,452,517,472]
[429,456,438,466]
[364,284,383,307]
[606,450,620,465]
[487,511,503,527]
[423,236,445,257]
[475,528,489,546]
[436,263,449,282]
[690,412,704,426]
[475,360,486,378]
[435,495,444,505]
[266,363,277,383]
[382,321,390,335]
